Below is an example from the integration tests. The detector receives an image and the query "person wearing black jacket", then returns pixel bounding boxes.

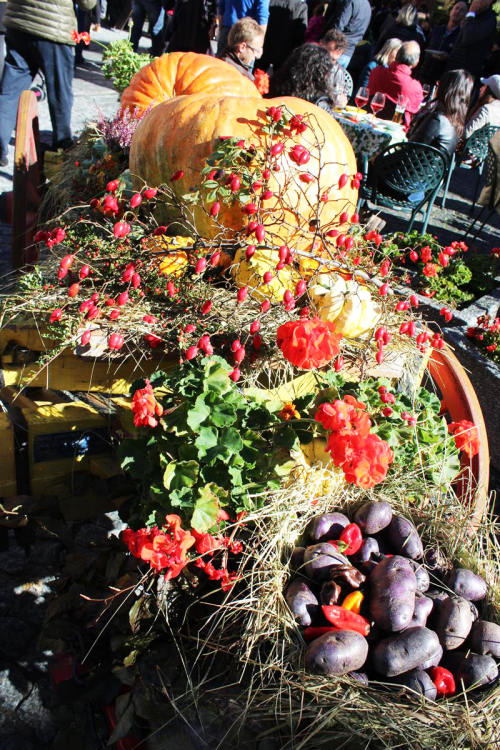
[258,0,307,73]
[166,0,217,53]
[418,1,467,86]
[322,0,371,66]
[409,68,474,162]
[446,0,497,78]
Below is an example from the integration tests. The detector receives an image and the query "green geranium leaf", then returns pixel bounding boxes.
[118,438,152,478]
[219,427,243,454]
[178,443,198,461]
[274,425,300,452]
[191,483,226,532]
[195,426,219,456]
[208,399,238,428]
[186,394,210,431]
[163,460,199,495]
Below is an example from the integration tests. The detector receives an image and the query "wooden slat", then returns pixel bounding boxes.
[12,90,42,271]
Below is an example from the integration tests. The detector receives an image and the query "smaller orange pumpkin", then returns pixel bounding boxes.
[158,251,189,277]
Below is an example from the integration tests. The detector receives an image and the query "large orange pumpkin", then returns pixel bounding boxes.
[129,93,358,245]
[121,52,260,114]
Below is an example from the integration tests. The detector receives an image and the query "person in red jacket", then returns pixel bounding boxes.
[367,40,423,129]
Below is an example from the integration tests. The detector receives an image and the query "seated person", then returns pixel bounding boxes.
[464,75,500,140]
[319,27,349,63]
[217,17,265,80]
[269,42,345,110]
[418,2,467,87]
[367,41,424,128]
[408,68,474,162]
[358,37,402,91]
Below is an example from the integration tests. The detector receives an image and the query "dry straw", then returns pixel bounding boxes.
[167,468,500,750]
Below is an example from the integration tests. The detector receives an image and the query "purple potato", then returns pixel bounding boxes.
[372,626,441,677]
[354,501,393,535]
[306,512,350,544]
[470,620,500,658]
[442,651,499,689]
[387,516,424,560]
[305,629,369,676]
[350,671,369,685]
[409,560,430,593]
[445,568,487,602]
[303,543,349,582]
[434,595,473,650]
[353,537,380,564]
[285,579,319,627]
[406,591,433,628]
[418,642,443,670]
[396,669,437,700]
[370,555,417,632]
[290,547,306,573]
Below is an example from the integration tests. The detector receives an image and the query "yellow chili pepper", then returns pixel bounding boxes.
[342,591,364,614]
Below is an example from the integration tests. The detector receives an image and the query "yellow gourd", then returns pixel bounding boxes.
[231,247,299,303]
[309,273,381,337]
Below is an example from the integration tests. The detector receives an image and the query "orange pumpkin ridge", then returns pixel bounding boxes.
[121,52,261,114]
[129,94,358,247]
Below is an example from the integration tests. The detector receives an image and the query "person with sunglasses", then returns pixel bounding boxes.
[217,16,265,80]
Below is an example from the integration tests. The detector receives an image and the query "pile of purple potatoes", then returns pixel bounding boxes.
[286,502,500,699]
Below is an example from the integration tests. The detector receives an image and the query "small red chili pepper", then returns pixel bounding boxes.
[303,626,338,641]
[430,667,455,696]
[322,605,370,636]
[339,523,363,555]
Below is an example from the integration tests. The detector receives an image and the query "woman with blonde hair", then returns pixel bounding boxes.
[376,3,425,52]
[358,38,402,90]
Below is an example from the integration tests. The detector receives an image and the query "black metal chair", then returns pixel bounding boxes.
[465,143,500,243]
[440,124,500,210]
[357,142,448,234]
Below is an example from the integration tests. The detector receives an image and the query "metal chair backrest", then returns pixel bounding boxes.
[343,68,354,98]
[372,141,447,201]
[461,124,500,165]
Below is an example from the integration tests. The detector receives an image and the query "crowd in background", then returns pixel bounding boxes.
[0,0,499,169]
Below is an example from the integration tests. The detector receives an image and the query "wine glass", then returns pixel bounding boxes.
[370,92,386,117]
[355,86,369,111]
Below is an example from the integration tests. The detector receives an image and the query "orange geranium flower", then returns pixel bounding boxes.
[277,318,342,370]
[132,380,164,427]
[279,402,301,421]
[448,420,480,458]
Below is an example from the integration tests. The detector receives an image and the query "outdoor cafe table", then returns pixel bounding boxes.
[332,110,407,176]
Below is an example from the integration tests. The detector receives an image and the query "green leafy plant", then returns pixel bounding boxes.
[101,39,151,95]
[118,357,298,530]
[316,372,461,488]
[378,231,499,307]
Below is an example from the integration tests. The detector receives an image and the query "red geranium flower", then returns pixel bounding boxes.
[448,420,480,458]
[315,396,371,438]
[420,246,432,263]
[327,432,394,489]
[277,318,342,370]
[132,380,163,427]
[422,262,439,278]
[254,69,269,95]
